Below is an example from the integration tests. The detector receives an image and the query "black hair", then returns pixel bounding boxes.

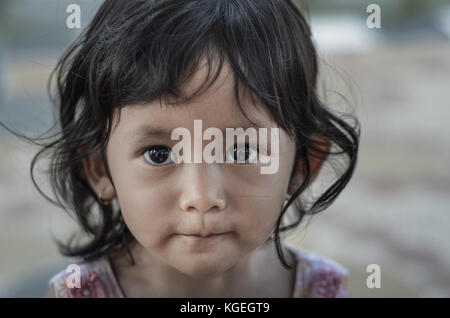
[1,0,360,270]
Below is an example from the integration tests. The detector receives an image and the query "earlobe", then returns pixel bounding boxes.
[287,135,331,196]
[80,145,116,201]
[308,135,331,179]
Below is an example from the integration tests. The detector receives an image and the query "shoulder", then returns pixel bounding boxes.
[283,242,350,298]
[47,256,123,298]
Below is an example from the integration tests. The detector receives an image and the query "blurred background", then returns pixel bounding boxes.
[0,0,449,297]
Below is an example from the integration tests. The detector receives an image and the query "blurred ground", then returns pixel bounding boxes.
[1,7,450,297]
[285,38,450,297]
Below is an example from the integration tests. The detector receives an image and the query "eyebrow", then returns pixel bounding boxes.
[129,121,265,142]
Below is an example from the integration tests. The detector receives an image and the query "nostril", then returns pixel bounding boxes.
[180,196,226,213]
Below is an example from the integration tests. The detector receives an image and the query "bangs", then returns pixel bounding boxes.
[64,0,316,136]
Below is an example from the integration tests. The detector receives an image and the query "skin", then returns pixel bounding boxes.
[81,59,330,297]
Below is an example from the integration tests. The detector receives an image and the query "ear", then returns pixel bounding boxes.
[287,135,331,196]
[80,144,116,202]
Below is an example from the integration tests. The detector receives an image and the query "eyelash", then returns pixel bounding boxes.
[141,143,261,167]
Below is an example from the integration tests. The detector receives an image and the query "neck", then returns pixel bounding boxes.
[110,238,296,297]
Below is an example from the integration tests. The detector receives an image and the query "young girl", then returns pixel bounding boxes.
[14,0,360,298]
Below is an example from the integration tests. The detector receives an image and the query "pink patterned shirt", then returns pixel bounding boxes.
[48,242,349,298]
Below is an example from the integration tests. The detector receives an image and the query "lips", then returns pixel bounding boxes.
[182,232,229,238]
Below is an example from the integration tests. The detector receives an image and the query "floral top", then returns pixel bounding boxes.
[47,242,349,298]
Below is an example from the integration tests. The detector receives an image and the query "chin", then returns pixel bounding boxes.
[174,257,235,279]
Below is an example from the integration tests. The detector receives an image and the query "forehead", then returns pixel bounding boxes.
[111,59,277,136]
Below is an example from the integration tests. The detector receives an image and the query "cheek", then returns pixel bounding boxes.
[231,156,294,243]
[235,193,284,243]
[114,175,174,248]
[120,197,168,242]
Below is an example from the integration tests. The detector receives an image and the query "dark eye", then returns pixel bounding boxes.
[226,143,259,164]
[143,145,177,166]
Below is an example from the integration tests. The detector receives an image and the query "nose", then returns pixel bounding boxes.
[178,163,226,213]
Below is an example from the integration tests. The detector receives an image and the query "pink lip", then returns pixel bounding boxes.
[182,232,228,238]
[180,232,231,241]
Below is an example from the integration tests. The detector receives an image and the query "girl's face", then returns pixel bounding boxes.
[104,62,298,278]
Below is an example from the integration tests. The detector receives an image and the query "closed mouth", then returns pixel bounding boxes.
[181,232,230,238]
